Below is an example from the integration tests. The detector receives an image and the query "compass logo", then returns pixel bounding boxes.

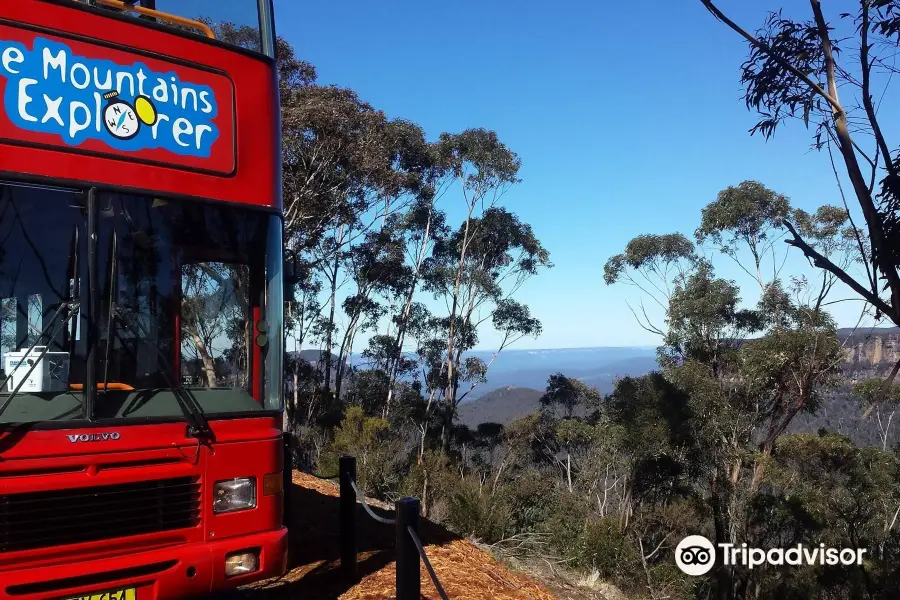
[675,535,716,576]
[102,90,157,140]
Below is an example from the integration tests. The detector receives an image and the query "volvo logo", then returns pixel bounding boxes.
[67,432,121,442]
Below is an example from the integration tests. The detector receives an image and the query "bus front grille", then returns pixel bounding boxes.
[0,476,201,553]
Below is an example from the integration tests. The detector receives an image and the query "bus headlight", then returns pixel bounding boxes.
[213,477,257,513]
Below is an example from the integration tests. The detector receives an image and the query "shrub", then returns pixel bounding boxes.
[443,476,511,543]
[574,516,642,587]
[540,489,590,558]
[319,405,406,496]
[498,472,559,536]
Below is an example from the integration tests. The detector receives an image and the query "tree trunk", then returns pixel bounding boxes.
[711,476,734,600]
[386,209,433,412]
[188,331,217,388]
[200,353,217,387]
[284,368,298,432]
[880,409,894,452]
[323,279,337,393]
[422,465,429,519]
[323,225,345,393]
[440,403,452,453]
[442,198,477,454]
[810,0,900,319]
[335,318,358,402]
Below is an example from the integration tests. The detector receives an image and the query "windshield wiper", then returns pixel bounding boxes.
[100,228,212,441]
[108,304,214,441]
[0,300,81,419]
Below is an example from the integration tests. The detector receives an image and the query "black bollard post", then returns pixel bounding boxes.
[339,455,358,580]
[395,497,421,600]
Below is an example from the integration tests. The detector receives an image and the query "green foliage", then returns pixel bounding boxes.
[345,369,391,416]
[755,432,900,598]
[663,262,761,370]
[603,233,696,286]
[261,17,900,597]
[539,372,601,418]
[443,476,511,543]
[605,372,693,461]
[492,299,543,345]
[695,180,790,258]
[603,169,877,596]
[399,449,453,516]
[739,10,829,139]
[702,0,900,333]
[853,378,900,406]
[435,128,521,189]
[319,406,403,495]
[539,490,591,555]
[740,319,842,414]
[555,418,596,448]
[501,473,559,536]
[791,205,856,258]
[573,517,642,581]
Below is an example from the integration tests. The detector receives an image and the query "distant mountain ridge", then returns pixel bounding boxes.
[303,326,899,409]
[457,386,544,426]
[455,328,900,448]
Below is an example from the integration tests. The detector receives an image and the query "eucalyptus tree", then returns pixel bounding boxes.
[424,137,551,450]
[700,0,900,390]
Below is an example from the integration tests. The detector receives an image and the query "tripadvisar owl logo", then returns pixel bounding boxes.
[102,90,158,140]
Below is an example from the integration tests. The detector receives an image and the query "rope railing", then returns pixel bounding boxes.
[407,525,450,600]
[336,455,451,599]
[349,479,396,525]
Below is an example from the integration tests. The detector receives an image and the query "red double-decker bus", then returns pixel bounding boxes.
[0,1,288,598]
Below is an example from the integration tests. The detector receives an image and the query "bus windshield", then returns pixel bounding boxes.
[0,182,283,425]
[71,0,274,56]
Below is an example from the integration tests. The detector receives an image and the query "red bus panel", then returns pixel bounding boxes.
[0,1,280,211]
[0,22,236,176]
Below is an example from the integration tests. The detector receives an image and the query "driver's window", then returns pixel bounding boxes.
[180,262,251,391]
[0,182,88,406]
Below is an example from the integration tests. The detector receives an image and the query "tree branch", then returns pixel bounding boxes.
[783,219,892,317]
[862,356,900,419]
[699,0,841,112]
[860,1,896,177]
[826,137,876,293]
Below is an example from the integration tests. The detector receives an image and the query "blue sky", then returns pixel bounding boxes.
[263,0,884,350]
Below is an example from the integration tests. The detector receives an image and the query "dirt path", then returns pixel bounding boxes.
[224,472,558,599]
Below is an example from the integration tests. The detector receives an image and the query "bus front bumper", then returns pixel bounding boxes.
[1,527,289,600]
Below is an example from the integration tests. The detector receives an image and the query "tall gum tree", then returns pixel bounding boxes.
[605,192,848,598]
[699,0,900,392]
[424,129,551,452]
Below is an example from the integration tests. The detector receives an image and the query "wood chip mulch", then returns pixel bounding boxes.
[228,471,556,600]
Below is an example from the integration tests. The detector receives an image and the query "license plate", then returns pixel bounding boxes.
[62,588,136,600]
